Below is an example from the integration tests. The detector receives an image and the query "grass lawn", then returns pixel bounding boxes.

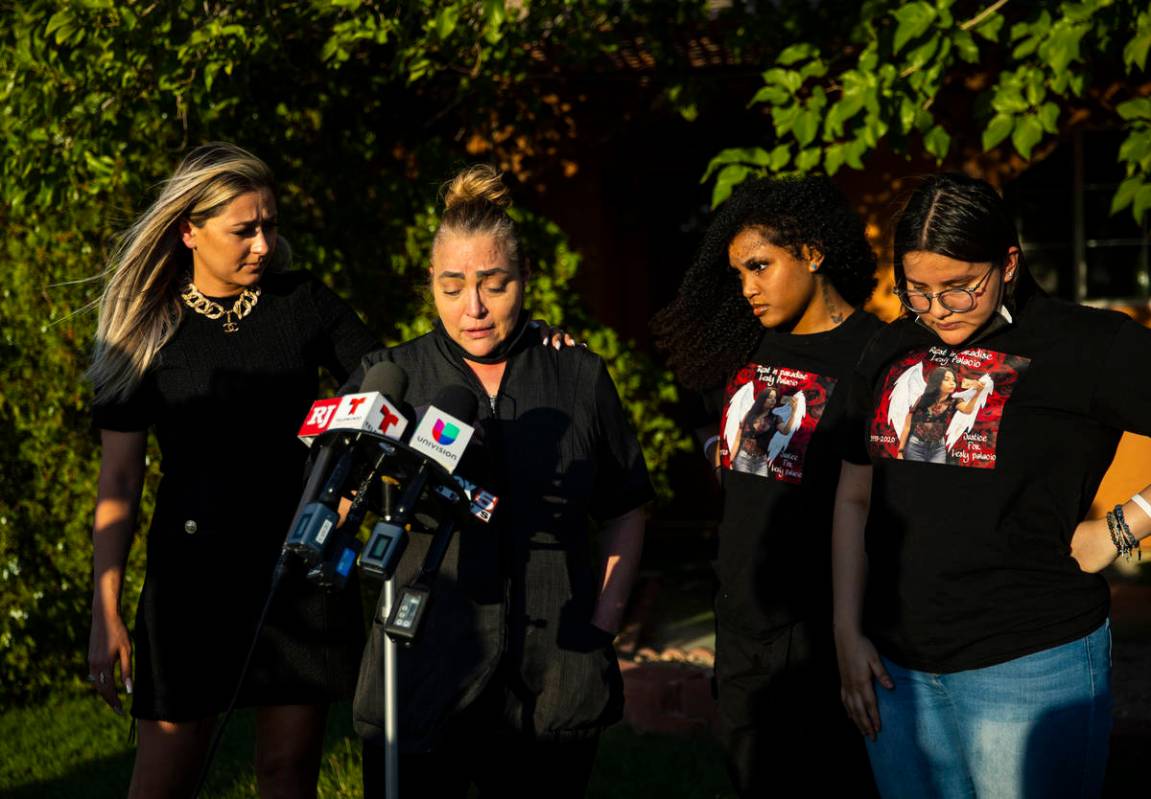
[0,692,733,798]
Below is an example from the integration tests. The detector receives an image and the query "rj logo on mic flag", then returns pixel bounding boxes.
[410,409,475,473]
[297,392,408,444]
[432,418,459,445]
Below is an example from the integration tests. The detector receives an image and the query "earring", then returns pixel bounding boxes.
[809,262,819,272]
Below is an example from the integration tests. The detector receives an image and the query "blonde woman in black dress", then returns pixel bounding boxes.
[88,143,378,798]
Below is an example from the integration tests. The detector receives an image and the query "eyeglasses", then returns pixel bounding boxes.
[895,264,997,314]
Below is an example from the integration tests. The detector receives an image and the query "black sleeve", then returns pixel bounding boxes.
[1090,317,1151,436]
[91,372,158,432]
[838,367,873,465]
[837,320,893,466]
[589,359,656,522]
[306,275,381,384]
[339,347,394,396]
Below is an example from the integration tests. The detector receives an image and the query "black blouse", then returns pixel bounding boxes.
[350,322,654,749]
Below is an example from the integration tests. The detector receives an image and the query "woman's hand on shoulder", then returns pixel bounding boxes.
[530,319,583,350]
[1071,517,1118,573]
[88,610,132,715]
[835,628,893,742]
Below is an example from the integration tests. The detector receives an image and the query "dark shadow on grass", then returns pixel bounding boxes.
[1,749,136,799]
[589,725,734,799]
[2,704,360,799]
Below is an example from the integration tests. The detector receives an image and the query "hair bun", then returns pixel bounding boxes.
[443,165,511,211]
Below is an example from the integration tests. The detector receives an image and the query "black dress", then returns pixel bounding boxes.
[92,270,379,721]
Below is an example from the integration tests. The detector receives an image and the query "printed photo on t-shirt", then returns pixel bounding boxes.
[868,345,1031,469]
[720,363,837,484]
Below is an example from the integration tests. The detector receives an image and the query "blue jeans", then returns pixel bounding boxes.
[867,621,1112,799]
[905,434,947,464]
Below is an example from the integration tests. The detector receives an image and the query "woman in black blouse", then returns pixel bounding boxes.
[354,165,651,798]
[88,143,379,798]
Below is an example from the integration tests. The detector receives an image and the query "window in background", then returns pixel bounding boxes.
[1005,129,1149,306]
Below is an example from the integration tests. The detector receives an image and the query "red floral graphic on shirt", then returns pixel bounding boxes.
[720,363,837,485]
[868,345,1031,469]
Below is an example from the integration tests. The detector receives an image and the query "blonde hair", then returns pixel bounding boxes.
[432,165,521,272]
[88,142,283,404]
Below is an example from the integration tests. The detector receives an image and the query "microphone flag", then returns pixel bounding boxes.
[407,408,475,473]
[297,392,408,445]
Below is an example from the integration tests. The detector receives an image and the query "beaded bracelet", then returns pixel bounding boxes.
[1117,505,1141,560]
[1106,510,1123,556]
[1110,504,1142,562]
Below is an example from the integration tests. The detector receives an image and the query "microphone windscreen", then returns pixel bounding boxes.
[432,384,479,425]
[361,361,408,402]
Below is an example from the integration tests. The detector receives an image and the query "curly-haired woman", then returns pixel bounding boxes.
[653,175,880,797]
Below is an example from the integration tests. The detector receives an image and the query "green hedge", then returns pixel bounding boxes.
[0,1,695,706]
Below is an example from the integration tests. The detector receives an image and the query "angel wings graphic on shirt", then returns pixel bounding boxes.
[723,380,757,455]
[766,391,807,465]
[886,362,994,451]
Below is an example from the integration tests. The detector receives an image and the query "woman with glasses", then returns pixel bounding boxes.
[833,173,1151,797]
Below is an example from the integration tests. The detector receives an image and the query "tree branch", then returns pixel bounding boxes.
[960,0,1010,32]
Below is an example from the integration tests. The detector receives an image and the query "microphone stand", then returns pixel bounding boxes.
[377,477,400,799]
[382,576,400,799]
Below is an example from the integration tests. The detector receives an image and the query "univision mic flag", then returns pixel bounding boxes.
[408,408,475,473]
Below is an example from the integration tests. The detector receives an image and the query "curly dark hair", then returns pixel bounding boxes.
[652,175,878,391]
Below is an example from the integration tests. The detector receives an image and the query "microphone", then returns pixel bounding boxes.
[371,386,481,641]
[284,362,410,586]
[360,385,479,583]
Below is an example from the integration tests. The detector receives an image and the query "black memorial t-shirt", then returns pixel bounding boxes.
[842,295,1151,673]
[715,310,883,637]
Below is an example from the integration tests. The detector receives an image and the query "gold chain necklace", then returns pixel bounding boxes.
[180,280,261,333]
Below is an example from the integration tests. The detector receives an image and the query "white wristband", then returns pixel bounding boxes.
[1129,492,1151,523]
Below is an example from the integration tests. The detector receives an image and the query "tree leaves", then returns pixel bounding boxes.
[1011,114,1044,160]
[777,43,818,66]
[923,125,951,160]
[1110,176,1142,214]
[982,113,1014,150]
[703,0,1151,227]
[893,2,937,54]
[2,0,707,705]
[701,147,771,183]
[1123,9,1151,70]
[1134,184,1151,222]
[711,163,756,207]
